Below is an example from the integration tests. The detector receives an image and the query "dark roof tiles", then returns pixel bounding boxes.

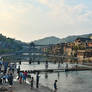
[75,37,92,42]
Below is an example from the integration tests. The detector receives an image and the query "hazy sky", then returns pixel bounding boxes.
[0,0,92,42]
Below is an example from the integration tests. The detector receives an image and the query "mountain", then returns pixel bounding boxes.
[33,33,92,45]
[0,34,26,54]
[0,33,92,54]
[33,36,61,45]
[59,33,92,43]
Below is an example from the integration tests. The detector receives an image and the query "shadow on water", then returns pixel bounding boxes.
[65,71,69,78]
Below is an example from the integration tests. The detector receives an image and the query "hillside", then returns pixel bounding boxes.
[33,36,61,45]
[59,33,92,43]
[33,33,92,45]
[0,34,26,54]
[0,33,92,54]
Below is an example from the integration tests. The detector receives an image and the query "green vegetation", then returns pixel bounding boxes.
[0,34,25,54]
[73,45,86,51]
[0,33,92,54]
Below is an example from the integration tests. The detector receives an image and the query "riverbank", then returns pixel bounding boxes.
[0,81,53,92]
[11,81,52,92]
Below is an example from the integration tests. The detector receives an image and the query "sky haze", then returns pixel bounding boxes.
[0,0,92,42]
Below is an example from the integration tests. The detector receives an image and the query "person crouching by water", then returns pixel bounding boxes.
[54,80,58,92]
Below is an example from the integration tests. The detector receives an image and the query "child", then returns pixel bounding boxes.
[54,80,58,92]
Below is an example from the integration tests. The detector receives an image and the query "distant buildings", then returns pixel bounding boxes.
[43,36,92,63]
[77,49,92,62]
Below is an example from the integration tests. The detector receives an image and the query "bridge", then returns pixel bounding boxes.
[0,43,78,63]
[0,51,78,64]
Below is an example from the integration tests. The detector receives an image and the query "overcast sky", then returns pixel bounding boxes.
[0,0,92,42]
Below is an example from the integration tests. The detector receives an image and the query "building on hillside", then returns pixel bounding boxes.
[89,35,92,39]
[47,43,65,55]
[74,37,92,46]
[87,42,92,47]
[77,49,92,62]
[63,42,76,57]
[64,46,73,56]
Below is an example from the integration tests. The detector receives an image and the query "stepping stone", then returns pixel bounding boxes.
[0,87,8,91]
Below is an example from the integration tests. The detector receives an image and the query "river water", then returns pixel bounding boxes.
[18,62,92,92]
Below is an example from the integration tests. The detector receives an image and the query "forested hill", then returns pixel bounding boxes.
[0,34,26,54]
[59,33,92,43]
[0,33,92,54]
[33,33,92,45]
[33,36,61,45]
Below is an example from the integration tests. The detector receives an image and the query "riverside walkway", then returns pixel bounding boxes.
[0,77,53,92]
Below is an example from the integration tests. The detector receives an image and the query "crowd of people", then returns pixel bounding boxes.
[0,60,58,92]
[17,67,28,84]
[17,66,40,89]
[16,65,58,91]
[0,61,15,87]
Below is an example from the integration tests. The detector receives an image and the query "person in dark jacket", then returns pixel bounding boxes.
[0,78,2,85]
[36,72,40,88]
[8,73,13,87]
[54,80,58,92]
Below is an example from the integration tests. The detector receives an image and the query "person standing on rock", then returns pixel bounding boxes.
[36,72,40,88]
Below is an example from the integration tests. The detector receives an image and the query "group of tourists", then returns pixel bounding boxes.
[0,61,15,87]
[0,73,13,87]
[17,66,40,89]
[17,67,28,84]
[0,60,58,92]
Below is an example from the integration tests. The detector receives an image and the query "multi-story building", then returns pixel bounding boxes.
[42,36,92,63]
[74,37,92,62]
[77,49,92,62]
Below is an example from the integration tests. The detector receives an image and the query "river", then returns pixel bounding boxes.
[17,62,92,92]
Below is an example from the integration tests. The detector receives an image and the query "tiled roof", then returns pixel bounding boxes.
[75,37,92,42]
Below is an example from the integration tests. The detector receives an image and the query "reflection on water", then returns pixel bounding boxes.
[45,72,48,79]
[57,72,60,79]
[40,71,92,92]
[18,62,92,92]
[65,71,68,78]
[8,87,13,92]
[18,62,70,71]
[58,62,61,69]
